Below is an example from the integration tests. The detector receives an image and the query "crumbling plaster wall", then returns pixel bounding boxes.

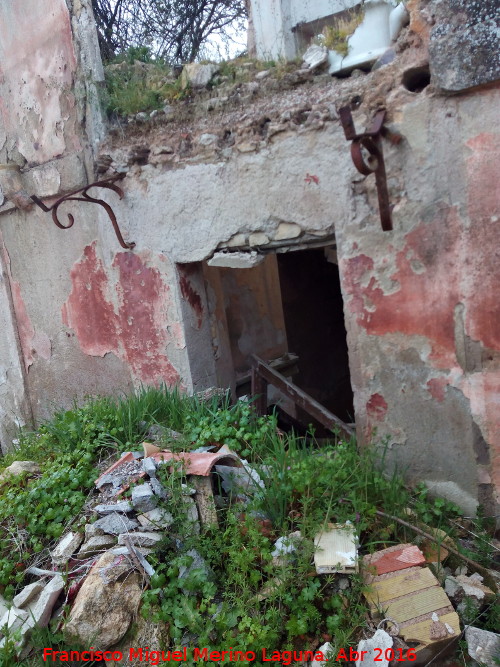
[0,0,499,522]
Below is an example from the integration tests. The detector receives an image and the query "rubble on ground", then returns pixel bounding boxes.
[0,434,497,663]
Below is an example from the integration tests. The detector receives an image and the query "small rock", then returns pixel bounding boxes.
[316,642,334,667]
[94,500,133,515]
[117,532,162,548]
[181,62,219,89]
[198,133,218,147]
[135,112,149,122]
[78,535,118,557]
[445,574,494,604]
[337,576,350,591]
[142,458,157,478]
[13,582,44,609]
[272,531,302,561]
[132,483,157,513]
[255,69,271,80]
[51,531,84,566]
[93,513,139,536]
[84,521,104,539]
[465,626,500,667]
[302,44,328,71]
[150,109,164,119]
[137,508,173,530]
[150,477,168,499]
[0,461,40,482]
[355,629,393,666]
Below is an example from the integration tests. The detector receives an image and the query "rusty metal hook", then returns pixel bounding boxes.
[31,173,135,250]
[339,106,393,232]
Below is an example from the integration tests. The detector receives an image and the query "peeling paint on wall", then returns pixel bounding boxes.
[62,243,180,386]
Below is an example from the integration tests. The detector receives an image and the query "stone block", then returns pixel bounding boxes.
[274,222,302,241]
[94,500,133,515]
[93,513,139,536]
[51,531,84,566]
[207,251,264,269]
[25,574,65,628]
[13,582,45,609]
[137,508,173,530]
[0,461,40,482]
[117,531,162,548]
[142,457,157,478]
[78,535,118,557]
[132,483,157,513]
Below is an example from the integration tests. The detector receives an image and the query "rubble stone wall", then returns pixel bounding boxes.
[0,0,499,520]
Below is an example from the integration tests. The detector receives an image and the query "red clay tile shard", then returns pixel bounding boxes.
[364,543,426,576]
[151,450,242,476]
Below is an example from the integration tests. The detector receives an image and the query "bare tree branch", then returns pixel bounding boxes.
[91,0,247,63]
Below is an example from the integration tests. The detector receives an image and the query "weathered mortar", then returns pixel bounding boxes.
[0,0,499,520]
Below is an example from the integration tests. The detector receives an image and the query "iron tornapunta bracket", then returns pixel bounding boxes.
[339,106,398,232]
[31,172,135,250]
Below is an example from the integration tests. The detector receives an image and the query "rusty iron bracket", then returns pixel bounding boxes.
[339,106,393,232]
[31,172,135,250]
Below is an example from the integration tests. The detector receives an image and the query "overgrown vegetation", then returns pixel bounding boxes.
[0,386,497,665]
[314,10,364,57]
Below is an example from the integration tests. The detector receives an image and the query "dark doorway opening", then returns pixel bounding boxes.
[277,248,354,424]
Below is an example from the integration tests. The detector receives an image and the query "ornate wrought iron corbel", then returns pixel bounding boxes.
[31,172,135,249]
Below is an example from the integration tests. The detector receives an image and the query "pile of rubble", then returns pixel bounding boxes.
[0,440,498,665]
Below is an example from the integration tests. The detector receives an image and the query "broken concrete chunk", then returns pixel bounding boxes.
[93,513,139,536]
[137,508,173,530]
[215,465,259,496]
[465,626,500,667]
[0,460,40,482]
[142,457,157,478]
[50,531,84,566]
[25,574,65,628]
[94,500,133,515]
[302,44,328,71]
[444,573,495,604]
[355,629,393,667]
[315,642,333,667]
[84,521,104,539]
[12,582,44,609]
[314,523,358,574]
[272,531,303,566]
[132,482,157,513]
[117,531,162,548]
[78,534,118,557]
[149,477,168,499]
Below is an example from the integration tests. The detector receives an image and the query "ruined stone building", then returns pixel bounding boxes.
[0,0,499,521]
